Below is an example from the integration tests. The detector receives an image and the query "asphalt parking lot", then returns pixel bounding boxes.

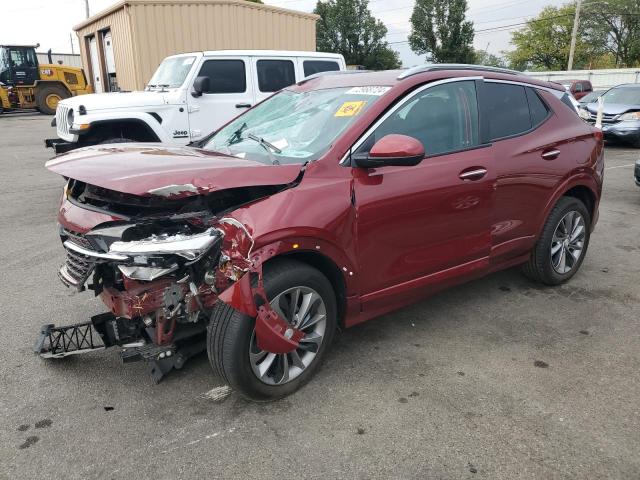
[1,113,639,480]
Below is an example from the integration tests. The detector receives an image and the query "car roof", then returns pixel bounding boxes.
[199,50,345,59]
[291,66,564,92]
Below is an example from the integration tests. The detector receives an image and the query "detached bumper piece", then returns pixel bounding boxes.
[34,312,206,383]
[34,321,105,359]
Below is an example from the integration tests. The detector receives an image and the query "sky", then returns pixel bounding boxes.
[5,0,567,66]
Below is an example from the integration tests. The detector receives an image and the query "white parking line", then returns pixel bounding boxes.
[605,163,636,170]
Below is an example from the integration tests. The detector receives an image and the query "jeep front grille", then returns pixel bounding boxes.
[56,105,70,136]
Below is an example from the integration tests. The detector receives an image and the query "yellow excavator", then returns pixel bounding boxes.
[0,44,92,115]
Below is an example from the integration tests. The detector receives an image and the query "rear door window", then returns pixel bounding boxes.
[197,59,246,93]
[483,82,532,140]
[256,59,296,92]
[303,60,340,77]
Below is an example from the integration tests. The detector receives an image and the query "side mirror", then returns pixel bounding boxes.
[353,134,425,168]
[191,76,211,97]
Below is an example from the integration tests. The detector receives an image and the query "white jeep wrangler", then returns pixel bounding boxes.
[46,50,345,154]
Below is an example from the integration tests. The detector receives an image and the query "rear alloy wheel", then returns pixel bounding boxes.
[35,84,69,115]
[522,196,591,285]
[207,259,337,400]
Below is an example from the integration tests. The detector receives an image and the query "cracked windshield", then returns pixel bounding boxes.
[204,86,389,164]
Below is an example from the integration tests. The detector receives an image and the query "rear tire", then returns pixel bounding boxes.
[35,84,69,115]
[522,196,590,285]
[207,259,337,401]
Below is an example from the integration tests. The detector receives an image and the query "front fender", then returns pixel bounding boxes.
[71,112,169,142]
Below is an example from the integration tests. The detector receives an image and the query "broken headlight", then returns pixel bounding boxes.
[108,228,221,261]
[107,228,221,281]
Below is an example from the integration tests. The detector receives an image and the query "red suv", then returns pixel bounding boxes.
[40,65,603,400]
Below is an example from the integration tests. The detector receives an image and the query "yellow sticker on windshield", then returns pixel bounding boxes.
[335,101,366,117]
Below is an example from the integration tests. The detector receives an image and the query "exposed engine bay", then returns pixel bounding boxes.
[35,175,306,382]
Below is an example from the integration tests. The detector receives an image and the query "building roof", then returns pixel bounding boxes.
[73,0,319,31]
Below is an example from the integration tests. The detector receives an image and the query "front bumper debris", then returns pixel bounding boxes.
[34,312,207,383]
[34,321,105,358]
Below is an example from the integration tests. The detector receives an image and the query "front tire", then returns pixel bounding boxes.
[522,196,590,285]
[207,259,337,400]
[35,84,70,115]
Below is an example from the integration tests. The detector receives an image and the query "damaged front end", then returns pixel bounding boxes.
[36,178,299,382]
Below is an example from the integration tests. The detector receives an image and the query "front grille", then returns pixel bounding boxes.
[56,105,70,136]
[59,231,95,290]
[587,111,619,124]
[63,228,93,249]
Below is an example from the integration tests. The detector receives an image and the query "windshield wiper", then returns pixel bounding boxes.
[228,122,247,146]
[246,133,282,165]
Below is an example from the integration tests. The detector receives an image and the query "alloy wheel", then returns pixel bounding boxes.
[249,286,327,385]
[551,210,586,274]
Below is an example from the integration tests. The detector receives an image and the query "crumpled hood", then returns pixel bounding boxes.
[46,144,302,198]
[586,103,638,116]
[58,90,173,112]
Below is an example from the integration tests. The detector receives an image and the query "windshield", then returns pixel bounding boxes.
[580,91,602,103]
[203,87,387,165]
[601,87,640,105]
[147,56,196,89]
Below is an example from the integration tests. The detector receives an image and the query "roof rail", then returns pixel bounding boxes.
[298,69,371,85]
[397,64,522,80]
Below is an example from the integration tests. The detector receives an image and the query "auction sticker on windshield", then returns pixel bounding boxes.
[346,86,390,96]
[335,101,367,117]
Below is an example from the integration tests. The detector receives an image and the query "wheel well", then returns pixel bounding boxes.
[82,119,160,144]
[563,185,595,220]
[270,251,348,327]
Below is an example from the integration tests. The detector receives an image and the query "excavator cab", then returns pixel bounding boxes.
[0,44,92,115]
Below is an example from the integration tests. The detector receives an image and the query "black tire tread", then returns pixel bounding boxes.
[522,196,590,285]
[35,84,69,115]
[207,258,336,400]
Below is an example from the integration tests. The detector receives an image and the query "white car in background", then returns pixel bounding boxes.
[46,50,346,153]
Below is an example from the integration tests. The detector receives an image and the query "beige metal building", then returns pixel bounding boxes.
[73,0,319,92]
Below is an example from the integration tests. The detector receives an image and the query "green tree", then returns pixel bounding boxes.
[409,0,475,63]
[582,0,640,67]
[505,4,604,71]
[314,0,401,69]
[474,49,506,67]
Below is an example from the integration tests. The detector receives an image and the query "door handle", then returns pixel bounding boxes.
[235,103,252,109]
[541,149,560,160]
[459,167,487,181]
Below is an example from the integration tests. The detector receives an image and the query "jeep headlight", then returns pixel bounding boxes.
[620,111,640,122]
[578,108,591,120]
[67,108,74,126]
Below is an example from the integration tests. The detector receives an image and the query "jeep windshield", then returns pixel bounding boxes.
[147,56,196,89]
[203,87,387,165]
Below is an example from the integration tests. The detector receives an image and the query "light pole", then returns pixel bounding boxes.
[567,0,582,70]
[85,0,90,18]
